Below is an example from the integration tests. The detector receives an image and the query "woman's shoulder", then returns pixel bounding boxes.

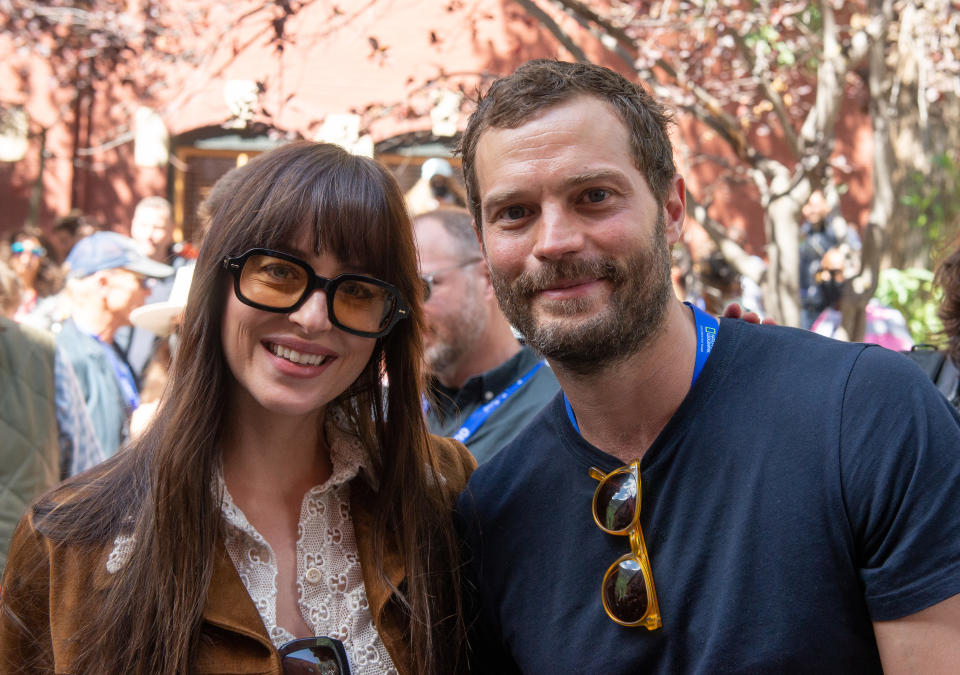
[7,482,120,572]
[426,434,477,494]
[1,498,125,673]
[16,454,142,566]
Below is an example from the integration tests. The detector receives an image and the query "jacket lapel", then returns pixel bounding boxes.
[203,536,276,649]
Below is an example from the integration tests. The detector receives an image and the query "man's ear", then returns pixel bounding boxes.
[474,258,496,298]
[664,174,686,246]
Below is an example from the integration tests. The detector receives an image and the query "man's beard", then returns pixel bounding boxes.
[423,288,487,386]
[489,213,672,376]
[424,327,477,384]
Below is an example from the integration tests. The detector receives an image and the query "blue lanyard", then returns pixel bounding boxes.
[95,335,140,411]
[452,360,547,443]
[564,303,718,433]
[687,301,719,386]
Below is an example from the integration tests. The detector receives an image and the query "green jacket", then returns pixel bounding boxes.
[0,318,59,574]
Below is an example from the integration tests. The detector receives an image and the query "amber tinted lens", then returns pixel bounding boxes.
[602,555,650,624]
[239,254,308,309]
[594,471,638,533]
[332,278,395,333]
[280,645,343,675]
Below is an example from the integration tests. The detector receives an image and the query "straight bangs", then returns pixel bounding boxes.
[203,142,414,294]
[189,140,424,421]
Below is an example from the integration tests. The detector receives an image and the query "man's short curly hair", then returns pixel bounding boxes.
[457,59,676,230]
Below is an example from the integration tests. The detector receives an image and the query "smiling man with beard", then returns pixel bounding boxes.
[414,208,559,463]
[491,210,671,374]
[456,60,960,674]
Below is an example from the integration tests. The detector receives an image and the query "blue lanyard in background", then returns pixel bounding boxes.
[95,336,140,411]
[452,360,547,443]
[564,303,718,433]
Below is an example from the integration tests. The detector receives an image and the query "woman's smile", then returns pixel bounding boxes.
[221,248,377,420]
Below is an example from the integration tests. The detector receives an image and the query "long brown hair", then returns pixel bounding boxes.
[25,141,464,674]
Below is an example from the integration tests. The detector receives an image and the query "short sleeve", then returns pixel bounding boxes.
[839,346,960,621]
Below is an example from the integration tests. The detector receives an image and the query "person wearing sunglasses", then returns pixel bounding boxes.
[456,60,960,673]
[415,207,560,464]
[4,228,63,327]
[0,142,474,675]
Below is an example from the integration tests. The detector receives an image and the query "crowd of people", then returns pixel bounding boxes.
[0,59,958,674]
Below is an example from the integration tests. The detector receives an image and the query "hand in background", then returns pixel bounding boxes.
[722,303,778,326]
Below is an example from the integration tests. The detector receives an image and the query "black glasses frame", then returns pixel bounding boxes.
[222,248,410,339]
[278,635,351,674]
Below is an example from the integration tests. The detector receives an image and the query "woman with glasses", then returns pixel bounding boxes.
[3,228,64,328]
[0,141,475,675]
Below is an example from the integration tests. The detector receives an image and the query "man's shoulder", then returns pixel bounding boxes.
[55,320,104,357]
[0,317,56,356]
[56,324,120,391]
[737,321,929,377]
[723,321,948,417]
[55,319,94,345]
[460,393,564,510]
[722,320,873,377]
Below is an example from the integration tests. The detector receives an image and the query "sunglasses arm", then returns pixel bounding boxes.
[629,526,662,630]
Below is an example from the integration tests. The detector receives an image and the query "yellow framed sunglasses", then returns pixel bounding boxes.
[589,460,662,630]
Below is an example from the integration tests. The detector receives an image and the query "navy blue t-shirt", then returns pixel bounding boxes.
[458,320,960,674]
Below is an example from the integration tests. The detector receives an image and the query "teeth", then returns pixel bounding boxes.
[269,343,328,366]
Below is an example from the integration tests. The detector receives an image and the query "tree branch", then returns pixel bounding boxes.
[686,188,766,283]
[731,30,801,158]
[550,0,636,53]
[537,0,768,171]
[511,0,589,62]
[797,0,859,161]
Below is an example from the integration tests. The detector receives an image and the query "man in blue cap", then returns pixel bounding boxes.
[57,231,173,456]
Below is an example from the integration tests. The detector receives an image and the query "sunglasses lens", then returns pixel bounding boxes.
[281,645,344,675]
[331,278,396,334]
[239,254,308,310]
[602,554,649,624]
[594,471,638,533]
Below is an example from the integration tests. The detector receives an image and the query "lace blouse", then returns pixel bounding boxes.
[105,409,397,674]
[220,412,397,674]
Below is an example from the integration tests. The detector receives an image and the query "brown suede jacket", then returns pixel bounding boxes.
[0,436,475,674]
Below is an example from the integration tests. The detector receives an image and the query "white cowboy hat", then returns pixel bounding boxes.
[129,263,194,337]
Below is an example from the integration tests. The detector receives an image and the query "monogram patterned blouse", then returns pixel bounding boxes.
[105,408,397,674]
[220,411,397,674]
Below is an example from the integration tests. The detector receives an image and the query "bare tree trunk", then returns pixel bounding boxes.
[763,165,804,327]
[845,0,894,341]
[884,0,960,268]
